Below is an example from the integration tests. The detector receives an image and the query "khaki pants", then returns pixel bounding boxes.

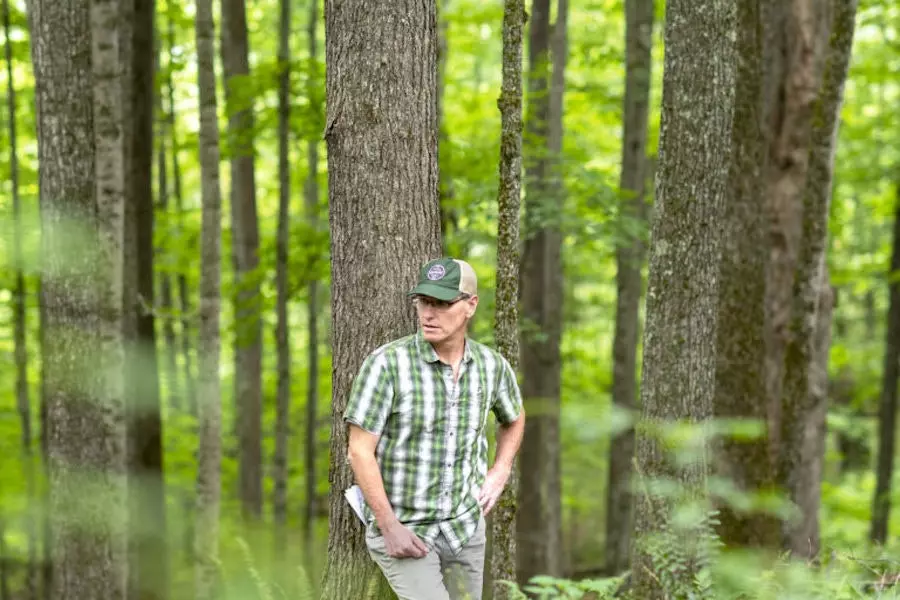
[366,517,486,600]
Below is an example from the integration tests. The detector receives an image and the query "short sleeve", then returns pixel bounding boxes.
[344,352,394,435]
[492,355,523,424]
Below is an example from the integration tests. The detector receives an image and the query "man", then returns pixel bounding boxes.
[344,257,526,600]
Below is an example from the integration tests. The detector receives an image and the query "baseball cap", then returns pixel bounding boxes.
[407,258,478,302]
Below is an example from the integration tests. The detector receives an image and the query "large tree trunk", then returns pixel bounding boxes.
[31,0,130,595]
[124,0,169,597]
[319,0,442,595]
[490,0,526,596]
[304,0,322,562]
[220,0,263,521]
[193,0,224,595]
[775,0,854,558]
[872,185,900,545]
[605,0,654,575]
[517,0,564,583]
[628,0,736,595]
[712,0,781,549]
[273,0,292,548]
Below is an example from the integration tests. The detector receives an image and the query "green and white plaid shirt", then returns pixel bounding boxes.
[344,331,523,554]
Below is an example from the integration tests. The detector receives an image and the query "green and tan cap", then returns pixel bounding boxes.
[407,257,478,302]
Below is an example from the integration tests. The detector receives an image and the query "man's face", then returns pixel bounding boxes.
[413,294,478,344]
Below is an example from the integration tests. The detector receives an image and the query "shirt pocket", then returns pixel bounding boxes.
[392,390,437,440]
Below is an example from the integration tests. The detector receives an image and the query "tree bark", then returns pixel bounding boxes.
[30,0,130,595]
[628,0,736,595]
[220,0,263,522]
[437,0,458,254]
[125,0,169,596]
[304,0,322,563]
[871,183,900,545]
[605,0,654,575]
[776,0,854,558]
[319,0,442,595]
[517,0,564,583]
[193,0,224,595]
[490,0,526,595]
[273,0,292,548]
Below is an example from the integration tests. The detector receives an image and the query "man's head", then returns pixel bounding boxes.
[408,257,479,345]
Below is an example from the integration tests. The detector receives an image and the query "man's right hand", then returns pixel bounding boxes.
[381,521,429,559]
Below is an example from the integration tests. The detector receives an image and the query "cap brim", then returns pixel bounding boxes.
[407,282,460,301]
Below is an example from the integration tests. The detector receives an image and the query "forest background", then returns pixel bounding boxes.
[0,0,899,598]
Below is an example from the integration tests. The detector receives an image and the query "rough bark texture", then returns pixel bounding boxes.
[193,0,224,595]
[712,0,781,550]
[30,0,129,596]
[304,0,322,561]
[605,0,654,575]
[871,192,900,543]
[273,0,292,545]
[220,0,263,521]
[628,0,736,595]
[777,0,854,558]
[517,0,563,584]
[490,0,525,595]
[319,0,442,596]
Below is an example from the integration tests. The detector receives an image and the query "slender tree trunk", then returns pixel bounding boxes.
[490,0,525,595]
[628,0,736,595]
[776,0,853,558]
[5,0,37,596]
[31,0,130,595]
[193,0,224,594]
[517,0,564,583]
[165,15,195,416]
[319,0,442,595]
[220,0,263,520]
[125,0,169,596]
[871,176,900,545]
[273,0,292,550]
[605,0,654,574]
[437,0,458,253]
[304,0,322,562]
[0,520,8,600]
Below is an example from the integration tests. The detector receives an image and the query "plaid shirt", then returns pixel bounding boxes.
[344,331,523,554]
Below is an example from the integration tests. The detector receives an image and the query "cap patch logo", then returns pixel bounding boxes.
[426,264,446,280]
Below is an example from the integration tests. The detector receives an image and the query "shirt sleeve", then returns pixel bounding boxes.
[344,351,394,435]
[492,355,523,425]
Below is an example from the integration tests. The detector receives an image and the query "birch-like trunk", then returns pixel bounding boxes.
[628,0,737,595]
[193,0,224,595]
[31,0,130,595]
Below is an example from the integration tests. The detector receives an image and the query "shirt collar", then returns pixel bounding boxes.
[416,329,474,365]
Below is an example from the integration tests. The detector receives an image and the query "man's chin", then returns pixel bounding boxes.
[421,329,444,343]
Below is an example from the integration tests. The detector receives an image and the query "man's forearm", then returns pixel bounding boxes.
[493,413,525,471]
[349,451,398,529]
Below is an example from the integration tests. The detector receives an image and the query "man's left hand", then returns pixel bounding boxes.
[478,464,511,515]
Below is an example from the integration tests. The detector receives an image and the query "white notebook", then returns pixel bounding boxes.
[344,484,368,525]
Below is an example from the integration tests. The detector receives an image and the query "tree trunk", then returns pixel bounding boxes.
[220,0,263,522]
[31,0,130,595]
[5,0,37,596]
[776,0,854,558]
[628,0,736,595]
[165,15,195,417]
[490,0,526,595]
[605,0,654,574]
[304,0,322,563]
[437,0,458,254]
[517,0,564,583]
[319,0,442,595]
[125,0,169,597]
[273,0,292,549]
[193,0,224,594]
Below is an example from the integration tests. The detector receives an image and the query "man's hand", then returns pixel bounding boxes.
[478,464,511,515]
[381,521,429,559]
